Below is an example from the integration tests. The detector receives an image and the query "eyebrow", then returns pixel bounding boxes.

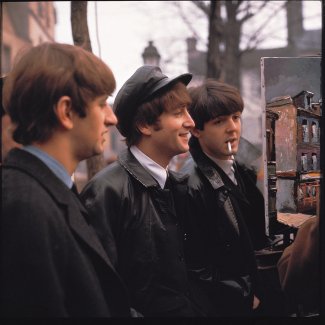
[214,112,241,118]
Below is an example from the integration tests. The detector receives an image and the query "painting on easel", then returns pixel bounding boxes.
[260,57,321,238]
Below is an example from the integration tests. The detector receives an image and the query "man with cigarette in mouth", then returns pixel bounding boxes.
[181,79,266,316]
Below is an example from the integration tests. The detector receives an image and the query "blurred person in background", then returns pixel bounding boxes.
[277,216,320,316]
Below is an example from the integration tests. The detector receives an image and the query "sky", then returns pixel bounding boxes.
[54,1,322,101]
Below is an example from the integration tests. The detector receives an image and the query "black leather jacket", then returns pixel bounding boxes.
[81,149,202,317]
[181,141,264,316]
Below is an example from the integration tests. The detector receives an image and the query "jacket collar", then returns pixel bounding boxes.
[190,143,225,191]
[4,148,73,206]
[190,144,250,205]
[4,148,118,272]
[118,148,187,187]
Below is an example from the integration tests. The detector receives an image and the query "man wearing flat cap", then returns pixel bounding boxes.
[81,66,204,317]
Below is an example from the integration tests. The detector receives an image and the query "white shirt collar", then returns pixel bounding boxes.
[130,145,168,189]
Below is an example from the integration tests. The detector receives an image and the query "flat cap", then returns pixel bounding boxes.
[114,65,192,138]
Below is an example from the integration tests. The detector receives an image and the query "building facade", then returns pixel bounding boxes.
[2,2,56,75]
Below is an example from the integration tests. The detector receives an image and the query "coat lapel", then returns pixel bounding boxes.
[4,149,118,273]
[66,196,117,271]
[193,151,241,235]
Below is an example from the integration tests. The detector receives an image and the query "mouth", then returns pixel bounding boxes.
[179,132,189,138]
[226,139,237,153]
[101,130,108,142]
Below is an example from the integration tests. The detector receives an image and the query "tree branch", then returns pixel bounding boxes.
[173,2,202,40]
[242,1,287,52]
[191,0,210,16]
[238,1,268,24]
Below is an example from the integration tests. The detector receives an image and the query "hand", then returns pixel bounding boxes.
[252,295,260,310]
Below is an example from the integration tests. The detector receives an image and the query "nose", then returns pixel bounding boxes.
[105,104,118,126]
[226,117,238,132]
[183,110,195,129]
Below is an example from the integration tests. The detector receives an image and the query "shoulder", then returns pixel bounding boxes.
[186,165,208,194]
[84,161,128,192]
[3,167,57,205]
[3,169,69,237]
[93,160,128,181]
[292,216,319,250]
[236,162,257,182]
[169,169,188,184]
[81,160,134,211]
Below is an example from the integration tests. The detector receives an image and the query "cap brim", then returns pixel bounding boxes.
[143,73,192,101]
[114,68,192,138]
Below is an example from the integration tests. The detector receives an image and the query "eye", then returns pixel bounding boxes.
[99,102,108,109]
[173,108,184,116]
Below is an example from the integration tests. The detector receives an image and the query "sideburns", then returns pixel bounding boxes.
[152,120,162,131]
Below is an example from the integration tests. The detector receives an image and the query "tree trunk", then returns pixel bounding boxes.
[206,0,222,79]
[71,1,92,51]
[224,2,242,90]
[70,1,105,181]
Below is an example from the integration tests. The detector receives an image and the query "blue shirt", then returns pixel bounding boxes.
[22,145,73,189]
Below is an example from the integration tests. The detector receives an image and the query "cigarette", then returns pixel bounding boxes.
[227,141,232,154]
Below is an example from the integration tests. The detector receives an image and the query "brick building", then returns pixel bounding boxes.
[2,2,56,75]
[1,2,56,161]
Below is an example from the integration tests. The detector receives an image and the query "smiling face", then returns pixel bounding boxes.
[139,103,195,168]
[71,95,117,160]
[134,81,195,167]
[153,103,195,155]
[193,111,242,160]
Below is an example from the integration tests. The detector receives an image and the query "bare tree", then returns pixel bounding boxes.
[70,1,106,180]
[223,1,268,88]
[175,1,287,89]
[207,1,222,79]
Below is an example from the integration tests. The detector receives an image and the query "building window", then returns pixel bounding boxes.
[302,119,309,142]
[311,121,318,142]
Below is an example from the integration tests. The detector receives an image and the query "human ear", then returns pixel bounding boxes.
[137,123,152,136]
[191,128,201,139]
[54,96,74,130]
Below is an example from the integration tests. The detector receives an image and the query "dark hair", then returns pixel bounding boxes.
[125,81,191,147]
[188,79,244,130]
[3,42,116,145]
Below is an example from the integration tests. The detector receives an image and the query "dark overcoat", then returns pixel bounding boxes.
[181,142,264,316]
[81,148,203,317]
[0,148,131,317]
[277,216,320,314]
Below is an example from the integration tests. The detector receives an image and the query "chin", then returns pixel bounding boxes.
[179,147,188,155]
[92,147,104,157]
